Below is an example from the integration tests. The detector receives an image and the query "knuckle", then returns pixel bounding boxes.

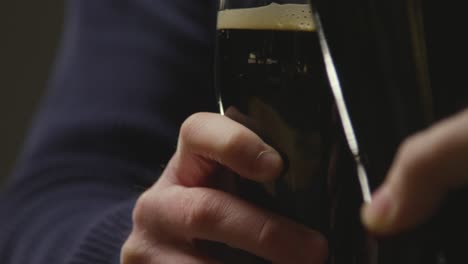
[182,190,225,233]
[223,128,254,152]
[121,232,154,264]
[255,215,279,252]
[396,137,415,167]
[395,133,432,179]
[180,113,209,145]
[398,135,422,163]
[399,134,422,156]
[184,192,213,230]
[132,190,165,229]
[132,191,153,227]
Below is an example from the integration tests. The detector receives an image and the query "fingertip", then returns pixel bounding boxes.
[361,187,398,235]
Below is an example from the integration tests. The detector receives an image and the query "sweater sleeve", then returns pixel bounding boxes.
[0,0,217,263]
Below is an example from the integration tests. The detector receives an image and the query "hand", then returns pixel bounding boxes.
[121,113,328,263]
[361,108,468,235]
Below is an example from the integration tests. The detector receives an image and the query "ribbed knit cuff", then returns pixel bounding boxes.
[68,197,137,264]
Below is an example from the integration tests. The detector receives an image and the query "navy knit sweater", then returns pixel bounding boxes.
[0,0,218,263]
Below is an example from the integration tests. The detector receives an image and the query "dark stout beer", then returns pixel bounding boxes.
[215,4,373,263]
[216,3,332,228]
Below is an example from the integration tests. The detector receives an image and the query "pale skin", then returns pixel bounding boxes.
[121,108,468,263]
[362,108,468,235]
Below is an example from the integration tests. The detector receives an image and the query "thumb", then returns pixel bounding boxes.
[361,108,468,235]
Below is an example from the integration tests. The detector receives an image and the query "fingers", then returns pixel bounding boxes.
[121,231,221,264]
[135,185,328,264]
[361,109,468,235]
[172,112,283,186]
[126,112,326,263]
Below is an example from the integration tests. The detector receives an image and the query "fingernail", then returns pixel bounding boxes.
[256,149,283,181]
[361,186,397,234]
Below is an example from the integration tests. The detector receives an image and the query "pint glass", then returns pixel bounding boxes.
[215,1,369,263]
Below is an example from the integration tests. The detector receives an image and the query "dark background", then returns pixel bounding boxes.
[0,1,64,185]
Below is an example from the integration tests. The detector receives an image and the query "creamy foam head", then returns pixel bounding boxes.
[217,3,316,32]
